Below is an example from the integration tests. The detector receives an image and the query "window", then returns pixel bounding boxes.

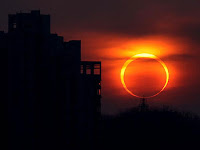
[97,89,101,95]
[13,23,16,28]
[94,64,100,75]
[86,65,91,75]
[80,65,83,74]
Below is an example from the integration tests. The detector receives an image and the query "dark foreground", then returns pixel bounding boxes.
[98,107,200,150]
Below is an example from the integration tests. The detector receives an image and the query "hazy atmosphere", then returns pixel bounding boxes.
[3,0,200,115]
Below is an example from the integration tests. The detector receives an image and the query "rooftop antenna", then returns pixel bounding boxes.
[139,97,149,111]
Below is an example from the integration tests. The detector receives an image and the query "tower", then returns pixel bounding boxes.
[139,98,149,111]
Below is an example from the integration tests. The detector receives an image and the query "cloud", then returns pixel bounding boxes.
[1,0,200,38]
[98,53,195,62]
[161,54,195,61]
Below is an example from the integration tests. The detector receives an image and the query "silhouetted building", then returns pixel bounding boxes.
[79,61,101,147]
[5,10,101,150]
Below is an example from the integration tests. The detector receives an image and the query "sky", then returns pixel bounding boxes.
[2,0,200,115]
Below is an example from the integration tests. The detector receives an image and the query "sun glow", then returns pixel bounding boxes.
[121,53,169,98]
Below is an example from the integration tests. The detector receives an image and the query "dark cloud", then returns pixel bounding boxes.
[161,54,195,61]
[96,54,195,62]
[1,0,200,41]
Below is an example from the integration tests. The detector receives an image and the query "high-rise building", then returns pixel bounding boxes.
[4,10,101,150]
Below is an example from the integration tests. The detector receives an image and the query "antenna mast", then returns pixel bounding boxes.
[139,98,149,111]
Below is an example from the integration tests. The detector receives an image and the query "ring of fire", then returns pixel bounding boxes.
[120,53,169,98]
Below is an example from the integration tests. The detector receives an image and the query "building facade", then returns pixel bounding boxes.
[4,10,101,150]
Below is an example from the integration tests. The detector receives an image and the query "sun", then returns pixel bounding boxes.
[120,53,169,98]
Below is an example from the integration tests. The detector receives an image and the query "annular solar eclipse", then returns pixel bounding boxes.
[120,53,169,98]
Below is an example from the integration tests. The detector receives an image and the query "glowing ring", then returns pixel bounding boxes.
[120,53,169,98]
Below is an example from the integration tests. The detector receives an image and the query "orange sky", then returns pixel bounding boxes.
[1,0,200,115]
[61,32,200,115]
